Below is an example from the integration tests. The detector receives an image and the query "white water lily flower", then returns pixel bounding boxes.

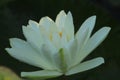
[5,10,111,79]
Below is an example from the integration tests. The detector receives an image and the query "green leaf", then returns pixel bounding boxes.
[0,66,21,80]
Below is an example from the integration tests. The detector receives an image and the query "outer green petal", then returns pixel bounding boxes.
[65,57,104,75]
[52,48,68,73]
[5,38,55,70]
[62,47,72,69]
[77,27,111,63]
[21,70,63,79]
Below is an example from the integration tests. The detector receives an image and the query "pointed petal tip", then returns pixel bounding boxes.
[9,38,21,43]
[97,57,105,64]
[22,25,26,31]
[28,20,39,27]
[90,15,96,20]
[9,38,18,45]
[44,16,52,21]
[39,16,53,24]
[28,20,34,24]
[41,16,49,19]
[93,15,96,18]
[22,25,26,28]
[21,72,26,77]
[67,11,73,19]
[5,48,12,55]
[58,10,66,15]
[28,19,37,23]
[5,48,10,51]
[60,10,65,13]
[104,27,111,31]
[101,27,111,35]
[67,11,72,14]
[9,38,15,41]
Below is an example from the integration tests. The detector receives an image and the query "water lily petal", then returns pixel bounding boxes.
[5,38,55,70]
[65,57,104,75]
[39,17,57,34]
[52,32,61,48]
[64,39,78,68]
[77,27,111,63]
[40,43,61,71]
[21,70,63,79]
[5,10,111,78]
[39,17,53,30]
[23,24,59,70]
[76,16,96,47]
[73,16,96,66]
[62,47,72,69]
[28,20,40,32]
[55,10,66,31]
[73,28,89,66]
[22,25,43,50]
[60,32,68,48]
[64,11,74,40]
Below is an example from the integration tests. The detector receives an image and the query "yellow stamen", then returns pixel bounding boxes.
[50,34,52,41]
[59,32,62,37]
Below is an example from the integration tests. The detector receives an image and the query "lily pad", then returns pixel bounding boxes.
[0,66,21,80]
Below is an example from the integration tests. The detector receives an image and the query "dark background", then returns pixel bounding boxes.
[0,0,120,80]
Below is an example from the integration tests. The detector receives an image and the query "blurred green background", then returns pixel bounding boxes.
[0,0,120,80]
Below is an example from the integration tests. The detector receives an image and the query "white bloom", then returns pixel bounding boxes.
[5,10,111,79]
